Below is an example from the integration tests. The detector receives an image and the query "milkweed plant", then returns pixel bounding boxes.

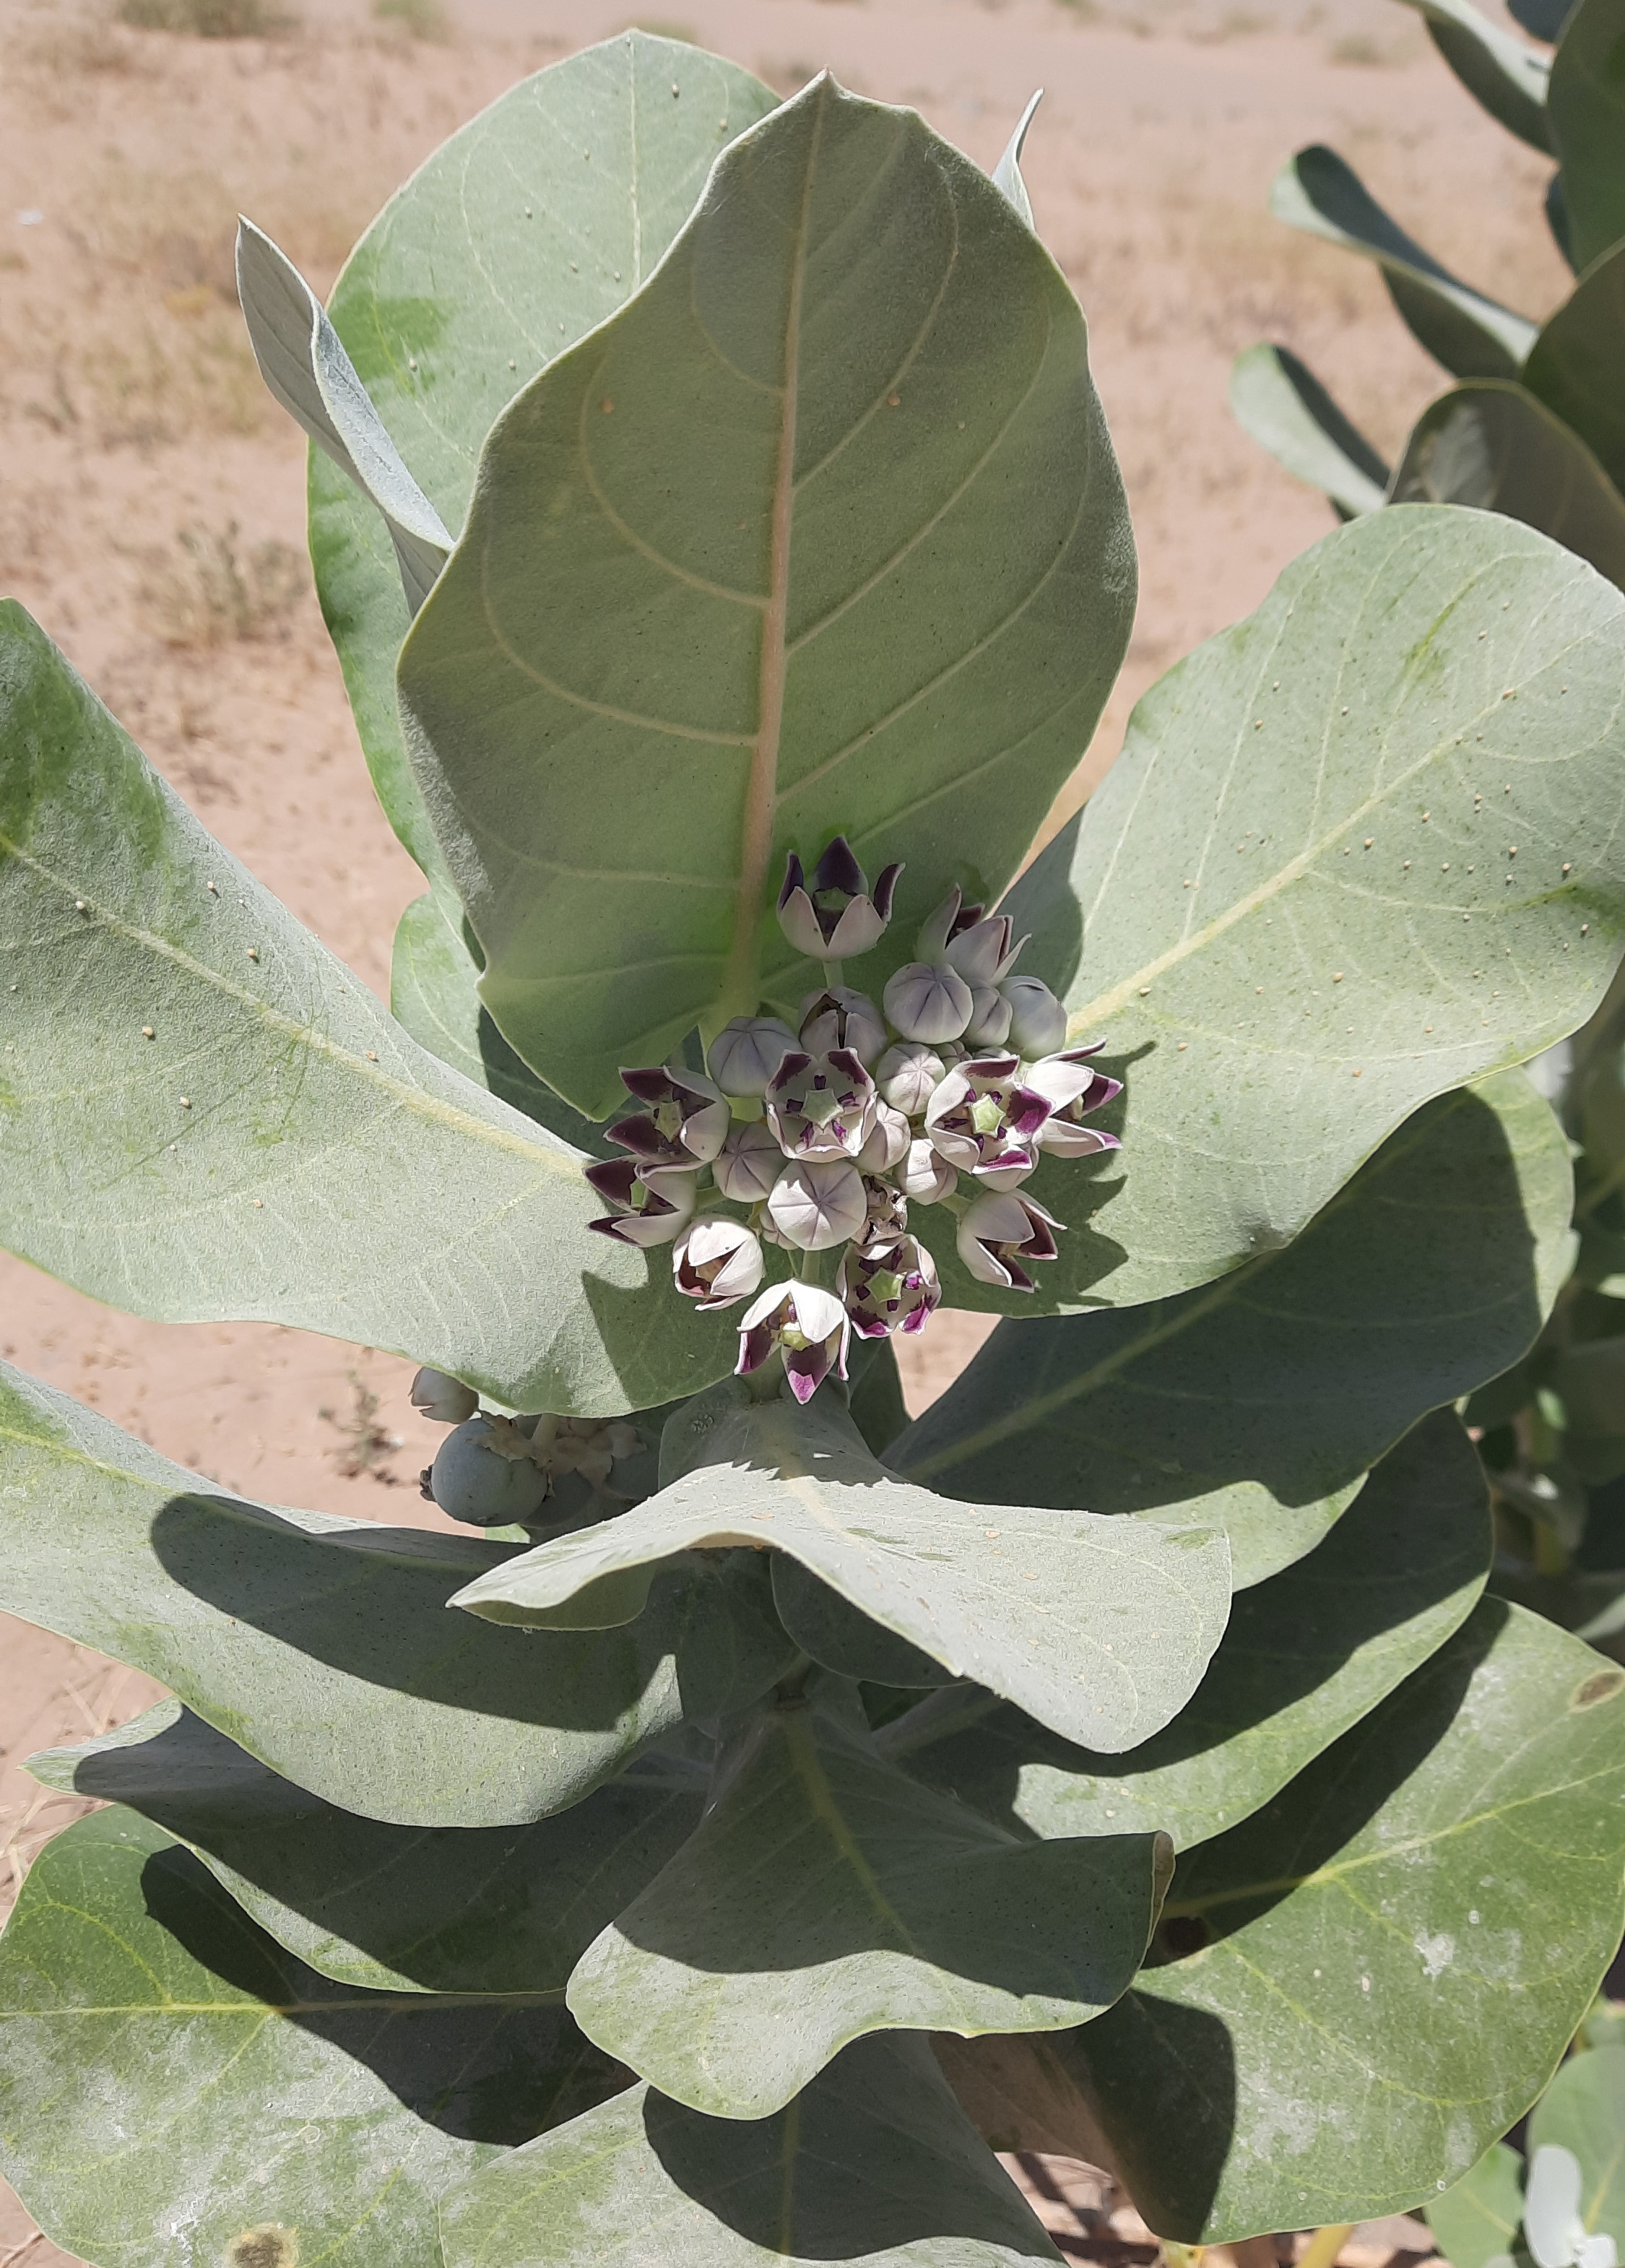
[2,33,1625,2268]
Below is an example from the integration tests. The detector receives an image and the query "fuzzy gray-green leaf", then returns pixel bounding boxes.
[566,1693,1169,2118]
[1522,243,1625,503]
[451,1384,1231,1756]
[0,1362,792,1827]
[1067,1603,1625,2241]
[0,1809,625,2268]
[0,600,724,1414]
[1392,0,1553,150]
[884,1408,1490,1852]
[1391,378,1625,593]
[995,505,1625,1316]
[1228,343,1389,517]
[310,31,779,878]
[1548,0,1625,276]
[1429,2144,1525,2268]
[438,2033,1062,2267]
[896,1074,1567,1585]
[27,1701,707,1994]
[1529,2044,1625,2252]
[1268,146,1539,378]
[396,73,1133,1117]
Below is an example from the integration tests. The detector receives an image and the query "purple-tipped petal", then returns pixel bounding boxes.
[779,851,806,912]
[812,834,868,900]
[872,862,904,922]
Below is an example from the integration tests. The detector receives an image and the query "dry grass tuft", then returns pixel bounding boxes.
[373,0,451,40]
[139,523,306,648]
[117,0,296,35]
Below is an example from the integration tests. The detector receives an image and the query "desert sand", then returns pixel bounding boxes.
[0,0,1570,2254]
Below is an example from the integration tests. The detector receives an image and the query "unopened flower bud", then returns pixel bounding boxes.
[799,987,887,1067]
[673,1216,766,1310]
[410,1367,478,1424]
[766,1048,878,1161]
[956,1190,1063,1292]
[924,1053,1052,1187]
[767,1157,867,1250]
[943,910,1023,989]
[1027,1042,1123,1158]
[898,1136,958,1203]
[713,1119,783,1204]
[857,1099,911,1172]
[875,1040,945,1116]
[707,1015,798,1098]
[963,984,1014,1049]
[585,1157,698,1247]
[883,960,973,1045]
[777,837,904,961]
[430,1414,550,1526]
[609,1064,729,1167]
[1002,975,1068,1058]
[839,1232,941,1339]
[736,1279,851,1403]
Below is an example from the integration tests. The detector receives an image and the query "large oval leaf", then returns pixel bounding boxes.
[0,1360,793,1827]
[451,1382,1232,1756]
[895,1073,1565,1584]
[27,1700,707,1995]
[566,1689,1170,2118]
[1391,378,1625,592]
[883,1408,1491,1851]
[0,600,723,1413]
[397,74,1134,1117]
[438,2033,1062,2267]
[1268,147,1539,380]
[1065,1601,1625,2241]
[1548,0,1625,276]
[1523,241,1625,501]
[0,1808,625,2268]
[310,32,779,878]
[997,504,1625,1315]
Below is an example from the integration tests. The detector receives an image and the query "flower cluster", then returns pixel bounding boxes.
[586,838,1120,1403]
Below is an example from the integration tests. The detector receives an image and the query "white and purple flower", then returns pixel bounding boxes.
[777,837,903,963]
[735,1280,852,1403]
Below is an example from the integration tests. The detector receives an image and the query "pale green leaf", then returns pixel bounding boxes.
[883,1408,1490,1851]
[0,1808,624,2268]
[27,1700,706,1994]
[895,1074,1567,1587]
[310,31,779,878]
[0,600,726,1414]
[1429,2144,1527,2268]
[396,74,1134,1117]
[1530,2046,1625,2251]
[1391,0,1553,151]
[236,218,451,614]
[1523,243,1625,503]
[1548,0,1625,276]
[566,1690,1169,2118]
[438,2033,1062,2266]
[1391,379,1625,593]
[451,1382,1231,1755]
[1268,146,1539,378]
[1066,1603,1625,2241]
[992,91,1042,228]
[995,505,1625,1316]
[0,1360,793,1827]
[389,888,611,1144]
[774,1555,958,1686]
[1228,343,1390,518]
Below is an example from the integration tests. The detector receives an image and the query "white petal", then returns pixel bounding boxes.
[1527,2147,1587,2268]
[777,886,828,960]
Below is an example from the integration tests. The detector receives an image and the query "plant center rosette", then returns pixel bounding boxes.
[584,838,1122,1401]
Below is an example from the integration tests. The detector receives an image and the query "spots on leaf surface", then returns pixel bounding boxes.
[1572,1667,1625,1710]
[225,2228,298,2268]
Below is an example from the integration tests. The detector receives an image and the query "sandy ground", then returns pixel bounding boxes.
[0,0,1571,2255]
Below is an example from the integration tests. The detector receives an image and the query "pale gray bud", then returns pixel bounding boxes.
[706,1015,798,1098]
[410,1367,478,1424]
[874,1040,945,1116]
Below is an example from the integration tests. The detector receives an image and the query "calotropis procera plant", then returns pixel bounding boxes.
[5,35,1625,2268]
[1233,0,1625,1660]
